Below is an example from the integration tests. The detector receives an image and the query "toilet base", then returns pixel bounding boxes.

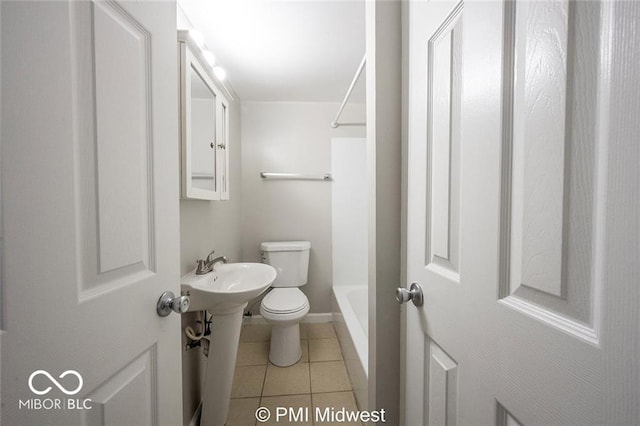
[269,323,302,367]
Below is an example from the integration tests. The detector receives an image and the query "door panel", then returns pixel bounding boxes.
[91,0,153,277]
[73,0,157,296]
[83,348,156,426]
[404,0,639,424]
[426,339,458,426]
[426,0,463,281]
[1,1,182,425]
[499,0,605,338]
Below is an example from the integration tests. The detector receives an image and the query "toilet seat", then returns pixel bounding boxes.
[261,288,309,314]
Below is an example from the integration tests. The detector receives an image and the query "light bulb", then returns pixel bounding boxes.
[189,29,204,48]
[203,51,216,67]
[213,66,226,81]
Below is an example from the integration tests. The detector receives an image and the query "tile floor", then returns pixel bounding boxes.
[226,322,362,426]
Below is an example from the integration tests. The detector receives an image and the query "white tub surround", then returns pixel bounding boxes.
[331,137,368,409]
[331,138,368,286]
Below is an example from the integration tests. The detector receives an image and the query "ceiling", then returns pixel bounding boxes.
[177,0,366,102]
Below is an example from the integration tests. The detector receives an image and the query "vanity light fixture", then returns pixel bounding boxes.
[189,29,205,48]
[213,66,226,81]
[180,27,234,100]
[203,51,216,67]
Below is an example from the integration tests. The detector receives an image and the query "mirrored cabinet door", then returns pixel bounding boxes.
[189,58,217,196]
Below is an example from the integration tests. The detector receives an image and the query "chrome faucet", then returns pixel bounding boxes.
[195,250,229,275]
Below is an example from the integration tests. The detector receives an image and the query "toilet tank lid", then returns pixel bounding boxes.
[261,241,311,252]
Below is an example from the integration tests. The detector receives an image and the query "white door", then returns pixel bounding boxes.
[2,1,183,425]
[404,0,639,424]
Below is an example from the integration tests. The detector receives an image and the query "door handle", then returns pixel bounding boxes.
[157,291,190,317]
[396,282,424,307]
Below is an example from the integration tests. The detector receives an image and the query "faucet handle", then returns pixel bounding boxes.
[206,250,216,262]
[195,259,207,274]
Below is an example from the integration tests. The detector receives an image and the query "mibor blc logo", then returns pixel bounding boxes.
[28,370,83,395]
[19,370,92,411]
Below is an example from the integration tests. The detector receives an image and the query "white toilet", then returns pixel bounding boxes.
[260,241,311,367]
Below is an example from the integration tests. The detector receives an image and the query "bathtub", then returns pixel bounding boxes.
[331,285,368,410]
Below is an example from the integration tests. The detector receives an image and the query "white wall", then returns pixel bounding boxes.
[240,102,365,313]
[177,4,192,30]
[332,138,368,286]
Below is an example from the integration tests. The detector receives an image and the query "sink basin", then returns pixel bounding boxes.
[181,262,276,314]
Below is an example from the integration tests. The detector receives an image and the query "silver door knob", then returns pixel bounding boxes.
[396,282,423,307]
[157,291,190,317]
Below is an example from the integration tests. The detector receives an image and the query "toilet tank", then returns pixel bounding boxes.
[260,241,311,287]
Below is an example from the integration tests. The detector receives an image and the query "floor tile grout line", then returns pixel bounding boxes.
[259,359,268,400]
[257,390,355,398]
[306,339,313,395]
[240,391,358,403]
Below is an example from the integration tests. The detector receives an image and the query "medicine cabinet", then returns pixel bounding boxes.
[178,31,230,200]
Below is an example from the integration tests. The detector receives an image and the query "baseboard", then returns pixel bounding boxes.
[303,313,333,323]
[188,400,202,426]
[243,312,333,325]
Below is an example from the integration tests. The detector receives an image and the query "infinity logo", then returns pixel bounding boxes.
[28,370,83,396]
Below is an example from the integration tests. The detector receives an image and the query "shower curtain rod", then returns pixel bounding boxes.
[331,54,366,128]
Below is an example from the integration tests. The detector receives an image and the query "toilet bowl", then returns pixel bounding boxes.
[260,288,310,366]
[260,241,311,367]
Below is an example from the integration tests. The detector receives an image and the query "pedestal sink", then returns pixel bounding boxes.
[181,263,276,426]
